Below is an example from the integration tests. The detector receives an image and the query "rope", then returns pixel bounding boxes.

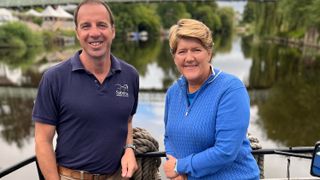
[131,128,263,180]
[248,133,264,179]
[132,127,161,180]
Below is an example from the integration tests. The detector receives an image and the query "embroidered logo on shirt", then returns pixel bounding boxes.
[115,84,129,97]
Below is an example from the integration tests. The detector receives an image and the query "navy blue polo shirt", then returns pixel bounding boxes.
[32,50,139,174]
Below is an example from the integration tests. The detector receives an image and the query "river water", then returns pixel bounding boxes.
[0,35,319,179]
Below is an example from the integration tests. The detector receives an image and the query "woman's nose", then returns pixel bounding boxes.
[185,51,195,61]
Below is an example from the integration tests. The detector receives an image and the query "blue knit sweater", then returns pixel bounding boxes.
[164,69,260,180]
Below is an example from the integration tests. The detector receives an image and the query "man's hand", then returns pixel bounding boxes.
[164,154,179,179]
[121,148,138,178]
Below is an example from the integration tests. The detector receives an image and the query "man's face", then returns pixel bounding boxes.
[75,3,115,60]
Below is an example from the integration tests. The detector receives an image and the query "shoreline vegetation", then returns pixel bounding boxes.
[0,21,75,49]
[2,1,320,51]
[0,2,235,49]
[241,0,320,50]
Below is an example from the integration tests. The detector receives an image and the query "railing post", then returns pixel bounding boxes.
[35,157,45,180]
[248,133,264,179]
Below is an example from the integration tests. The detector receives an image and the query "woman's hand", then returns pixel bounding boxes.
[164,155,179,179]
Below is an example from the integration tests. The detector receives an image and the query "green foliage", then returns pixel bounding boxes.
[157,2,232,35]
[132,4,161,38]
[157,2,191,29]
[242,2,255,24]
[255,45,320,145]
[0,46,44,67]
[112,38,161,76]
[34,7,44,12]
[217,7,234,34]
[193,6,221,32]
[244,0,320,43]
[170,2,232,34]
[31,16,42,26]
[287,28,305,39]
[57,29,76,37]
[111,3,161,39]
[0,22,42,47]
[41,30,56,49]
[0,3,235,50]
[214,33,232,53]
[306,0,320,30]
[155,40,180,89]
[111,3,137,36]
[278,0,312,31]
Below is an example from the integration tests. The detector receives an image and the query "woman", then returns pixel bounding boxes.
[163,19,260,180]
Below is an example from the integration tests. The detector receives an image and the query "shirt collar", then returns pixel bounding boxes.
[178,65,221,88]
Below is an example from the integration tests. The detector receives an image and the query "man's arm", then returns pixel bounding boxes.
[121,116,138,178]
[35,122,59,180]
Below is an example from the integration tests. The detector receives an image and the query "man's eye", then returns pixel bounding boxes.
[98,23,109,28]
[80,25,90,29]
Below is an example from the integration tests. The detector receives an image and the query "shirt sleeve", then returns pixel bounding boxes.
[32,72,59,125]
[177,80,250,177]
[130,72,139,116]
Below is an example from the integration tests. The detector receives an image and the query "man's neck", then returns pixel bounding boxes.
[80,53,111,83]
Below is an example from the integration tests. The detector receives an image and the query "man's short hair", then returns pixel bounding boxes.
[73,0,115,27]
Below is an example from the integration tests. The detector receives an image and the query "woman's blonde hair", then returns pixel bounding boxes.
[168,19,213,54]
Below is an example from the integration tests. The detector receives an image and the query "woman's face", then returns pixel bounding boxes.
[173,38,212,86]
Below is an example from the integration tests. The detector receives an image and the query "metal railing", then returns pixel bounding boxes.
[0,146,314,179]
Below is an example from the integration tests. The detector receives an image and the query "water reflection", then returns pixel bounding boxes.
[112,39,161,76]
[0,34,319,179]
[0,88,35,148]
[242,36,320,146]
[0,31,235,149]
[0,33,319,150]
[0,47,43,67]
[0,47,45,87]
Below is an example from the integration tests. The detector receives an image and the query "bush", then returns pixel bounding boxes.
[0,22,43,47]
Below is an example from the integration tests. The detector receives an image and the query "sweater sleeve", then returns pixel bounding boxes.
[164,89,175,156]
[177,80,250,178]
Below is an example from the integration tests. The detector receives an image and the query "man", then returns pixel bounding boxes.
[32,0,139,179]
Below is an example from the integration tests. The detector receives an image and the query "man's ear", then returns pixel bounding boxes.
[112,26,116,39]
[75,27,80,40]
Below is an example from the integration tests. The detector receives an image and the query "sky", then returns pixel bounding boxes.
[216,0,247,14]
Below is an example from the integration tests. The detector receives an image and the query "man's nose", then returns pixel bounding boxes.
[89,27,101,37]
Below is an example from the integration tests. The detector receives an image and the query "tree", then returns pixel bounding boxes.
[157,2,190,29]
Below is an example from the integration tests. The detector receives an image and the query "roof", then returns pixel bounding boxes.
[0,8,18,22]
[41,5,73,19]
[25,9,42,17]
[55,6,73,19]
[41,6,60,17]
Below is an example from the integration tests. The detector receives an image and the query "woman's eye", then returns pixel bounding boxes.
[177,51,186,55]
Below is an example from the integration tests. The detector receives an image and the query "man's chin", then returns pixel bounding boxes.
[89,52,107,59]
